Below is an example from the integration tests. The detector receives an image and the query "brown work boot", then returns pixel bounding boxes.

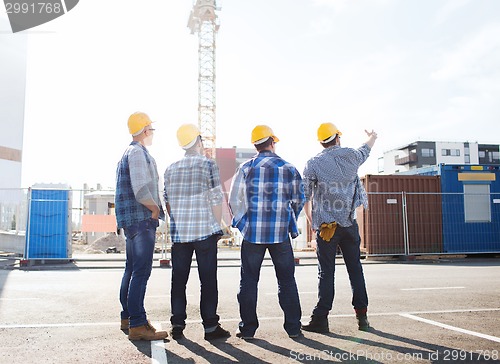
[120,319,129,331]
[128,323,168,341]
[145,320,158,333]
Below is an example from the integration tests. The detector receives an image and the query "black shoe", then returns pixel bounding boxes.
[171,326,184,340]
[204,325,231,340]
[288,330,303,338]
[301,316,329,333]
[235,331,254,340]
[357,315,371,331]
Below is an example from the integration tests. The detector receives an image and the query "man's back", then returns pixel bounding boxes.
[115,142,159,229]
[230,150,304,244]
[164,153,223,242]
[303,144,370,228]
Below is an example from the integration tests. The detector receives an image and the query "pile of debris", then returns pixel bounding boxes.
[80,233,126,254]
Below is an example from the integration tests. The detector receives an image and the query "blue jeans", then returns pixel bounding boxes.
[312,221,368,317]
[237,239,302,336]
[119,218,158,328]
[170,233,221,330]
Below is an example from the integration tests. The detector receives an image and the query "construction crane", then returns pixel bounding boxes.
[187,0,220,159]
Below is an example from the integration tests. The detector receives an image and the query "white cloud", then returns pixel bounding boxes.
[311,0,394,13]
[7,0,500,188]
[434,0,472,26]
[307,17,334,37]
[311,0,350,13]
[431,24,500,82]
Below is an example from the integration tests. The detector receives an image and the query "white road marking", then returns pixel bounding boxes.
[1,307,499,329]
[146,295,193,298]
[400,313,500,344]
[151,321,168,364]
[394,308,500,315]
[0,298,40,301]
[0,322,119,329]
[265,291,317,295]
[147,295,170,298]
[401,286,465,291]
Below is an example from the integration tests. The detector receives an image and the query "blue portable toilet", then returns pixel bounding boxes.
[25,185,72,259]
[440,165,500,253]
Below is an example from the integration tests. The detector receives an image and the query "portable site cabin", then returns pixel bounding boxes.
[24,184,72,260]
[440,164,500,253]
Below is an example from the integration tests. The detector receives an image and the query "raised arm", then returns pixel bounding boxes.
[364,129,378,149]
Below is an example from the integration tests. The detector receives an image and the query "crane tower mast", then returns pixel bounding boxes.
[188,0,219,158]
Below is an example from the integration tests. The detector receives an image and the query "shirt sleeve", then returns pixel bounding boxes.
[290,167,306,217]
[129,148,155,205]
[163,169,169,205]
[207,160,223,206]
[302,160,316,201]
[228,164,247,226]
[353,144,371,167]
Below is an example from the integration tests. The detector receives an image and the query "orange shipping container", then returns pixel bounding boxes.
[358,175,442,255]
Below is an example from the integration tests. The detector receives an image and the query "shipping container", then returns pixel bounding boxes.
[359,175,442,255]
[440,165,500,253]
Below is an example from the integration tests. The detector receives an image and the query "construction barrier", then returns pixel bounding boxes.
[1,188,499,258]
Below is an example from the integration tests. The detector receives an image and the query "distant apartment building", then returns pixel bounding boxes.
[0,17,28,191]
[379,141,500,174]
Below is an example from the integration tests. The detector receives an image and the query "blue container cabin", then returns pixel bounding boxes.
[25,188,71,259]
[440,165,500,253]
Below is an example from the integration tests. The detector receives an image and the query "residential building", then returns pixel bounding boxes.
[379,141,499,174]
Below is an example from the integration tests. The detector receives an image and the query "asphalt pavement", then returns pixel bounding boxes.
[0,250,499,363]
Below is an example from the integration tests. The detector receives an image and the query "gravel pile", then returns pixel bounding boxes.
[74,234,126,254]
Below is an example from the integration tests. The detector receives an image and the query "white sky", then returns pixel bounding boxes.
[2,0,500,189]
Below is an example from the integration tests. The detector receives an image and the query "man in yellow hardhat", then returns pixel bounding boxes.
[229,125,305,339]
[163,123,230,341]
[115,112,167,341]
[301,122,377,333]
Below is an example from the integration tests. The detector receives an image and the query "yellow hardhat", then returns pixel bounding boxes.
[128,112,152,135]
[251,125,280,145]
[177,124,201,149]
[317,122,342,143]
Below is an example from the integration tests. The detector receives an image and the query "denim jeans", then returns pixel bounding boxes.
[119,218,158,328]
[170,233,221,330]
[312,220,368,317]
[237,239,302,336]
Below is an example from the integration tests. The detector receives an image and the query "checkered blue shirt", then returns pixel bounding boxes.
[164,152,224,243]
[115,142,164,229]
[229,151,305,244]
[303,144,370,229]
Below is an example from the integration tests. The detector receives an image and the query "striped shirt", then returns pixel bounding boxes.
[229,150,305,244]
[164,152,224,243]
[303,144,370,229]
[115,141,164,229]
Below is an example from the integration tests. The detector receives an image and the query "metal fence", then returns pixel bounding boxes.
[358,192,500,256]
[1,189,499,258]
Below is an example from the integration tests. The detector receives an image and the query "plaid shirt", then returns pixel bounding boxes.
[115,141,164,229]
[164,152,224,243]
[229,150,305,244]
[303,144,370,229]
